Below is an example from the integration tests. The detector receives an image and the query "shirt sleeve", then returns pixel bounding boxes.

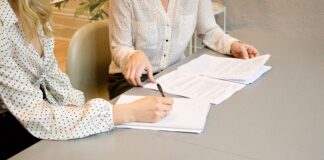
[0,31,115,140]
[45,47,85,106]
[109,0,136,73]
[196,0,239,55]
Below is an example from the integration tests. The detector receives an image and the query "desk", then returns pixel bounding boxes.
[10,34,324,160]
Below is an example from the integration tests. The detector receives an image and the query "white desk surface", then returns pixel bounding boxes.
[10,34,324,160]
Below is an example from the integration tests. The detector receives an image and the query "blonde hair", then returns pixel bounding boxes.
[17,0,52,41]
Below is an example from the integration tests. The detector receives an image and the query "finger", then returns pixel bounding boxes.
[157,103,173,112]
[135,65,145,86]
[151,111,165,122]
[125,65,133,85]
[161,97,174,105]
[251,46,260,57]
[247,48,254,58]
[240,45,249,60]
[247,46,258,58]
[146,65,156,83]
[129,67,137,86]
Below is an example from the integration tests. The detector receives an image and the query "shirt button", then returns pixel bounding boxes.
[164,54,166,57]
[166,39,169,42]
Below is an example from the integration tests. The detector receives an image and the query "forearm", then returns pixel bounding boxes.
[202,27,239,54]
[112,103,135,125]
[197,0,239,54]
[5,98,115,140]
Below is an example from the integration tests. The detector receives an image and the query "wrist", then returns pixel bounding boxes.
[127,50,139,60]
[130,51,145,59]
[112,104,136,125]
[230,41,242,55]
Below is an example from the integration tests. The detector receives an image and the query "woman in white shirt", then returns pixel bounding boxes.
[108,0,260,98]
[0,0,173,158]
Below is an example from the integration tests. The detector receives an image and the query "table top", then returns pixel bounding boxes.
[10,34,324,160]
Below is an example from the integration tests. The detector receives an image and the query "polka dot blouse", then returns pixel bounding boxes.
[0,1,114,140]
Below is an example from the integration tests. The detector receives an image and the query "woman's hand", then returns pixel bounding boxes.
[124,51,156,86]
[113,96,174,125]
[230,41,260,59]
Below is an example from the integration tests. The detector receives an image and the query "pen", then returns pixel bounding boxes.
[157,83,165,97]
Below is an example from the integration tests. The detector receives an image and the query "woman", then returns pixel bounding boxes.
[108,0,260,99]
[0,0,173,159]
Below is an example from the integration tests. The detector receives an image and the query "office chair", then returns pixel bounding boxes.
[66,20,111,101]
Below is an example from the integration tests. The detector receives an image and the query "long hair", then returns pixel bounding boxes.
[17,0,52,41]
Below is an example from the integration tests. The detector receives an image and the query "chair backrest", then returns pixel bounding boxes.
[66,20,110,101]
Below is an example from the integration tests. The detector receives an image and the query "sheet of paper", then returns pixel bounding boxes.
[144,71,245,104]
[115,95,211,133]
[229,66,272,84]
[177,54,270,81]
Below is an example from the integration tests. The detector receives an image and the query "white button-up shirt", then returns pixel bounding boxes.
[108,0,238,74]
[0,0,114,140]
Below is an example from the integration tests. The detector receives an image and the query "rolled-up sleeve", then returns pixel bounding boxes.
[197,0,238,55]
[0,31,115,140]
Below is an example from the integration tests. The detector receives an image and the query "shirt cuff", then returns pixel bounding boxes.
[86,98,115,131]
[202,27,239,55]
[225,38,240,55]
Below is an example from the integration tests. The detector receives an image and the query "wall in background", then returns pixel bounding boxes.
[52,0,93,18]
[51,1,90,40]
[220,0,324,39]
[52,0,324,40]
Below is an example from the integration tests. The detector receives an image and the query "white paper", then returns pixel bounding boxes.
[228,66,272,84]
[144,71,245,104]
[115,95,211,133]
[177,54,271,81]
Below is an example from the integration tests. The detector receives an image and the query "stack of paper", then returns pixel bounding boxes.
[118,55,271,133]
[144,54,271,104]
[144,71,245,104]
[177,54,271,84]
[115,95,211,133]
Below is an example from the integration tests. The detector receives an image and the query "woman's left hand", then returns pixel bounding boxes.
[230,41,260,59]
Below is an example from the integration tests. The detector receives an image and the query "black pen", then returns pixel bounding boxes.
[157,83,165,97]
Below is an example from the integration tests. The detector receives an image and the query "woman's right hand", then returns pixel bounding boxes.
[124,51,156,86]
[113,96,174,125]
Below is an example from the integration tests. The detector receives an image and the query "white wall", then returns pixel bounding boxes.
[53,0,324,40]
[220,0,324,39]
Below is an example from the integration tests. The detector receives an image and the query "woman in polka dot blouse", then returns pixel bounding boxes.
[0,0,173,158]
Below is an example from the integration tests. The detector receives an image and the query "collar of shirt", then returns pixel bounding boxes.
[0,0,18,28]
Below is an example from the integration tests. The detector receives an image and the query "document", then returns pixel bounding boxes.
[115,95,211,133]
[177,54,271,84]
[229,65,272,84]
[144,71,245,104]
